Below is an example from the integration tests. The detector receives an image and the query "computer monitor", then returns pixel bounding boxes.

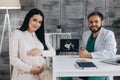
[60,39,79,52]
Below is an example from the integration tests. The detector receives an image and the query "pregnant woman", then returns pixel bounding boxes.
[9,8,55,80]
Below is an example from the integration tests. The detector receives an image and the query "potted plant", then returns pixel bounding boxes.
[56,24,62,33]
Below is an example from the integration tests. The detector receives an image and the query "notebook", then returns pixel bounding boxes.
[100,57,120,65]
[75,60,97,69]
[60,39,79,52]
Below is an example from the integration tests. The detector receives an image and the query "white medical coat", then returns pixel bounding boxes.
[81,27,117,59]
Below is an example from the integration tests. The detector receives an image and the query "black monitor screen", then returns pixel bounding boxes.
[60,39,79,52]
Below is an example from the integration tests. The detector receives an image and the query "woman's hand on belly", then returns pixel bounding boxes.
[30,65,43,74]
[27,48,42,56]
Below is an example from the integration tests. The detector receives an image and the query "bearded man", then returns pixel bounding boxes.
[79,11,117,80]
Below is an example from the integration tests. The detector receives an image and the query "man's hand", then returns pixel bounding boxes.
[27,48,42,56]
[79,49,92,58]
[30,65,43,75]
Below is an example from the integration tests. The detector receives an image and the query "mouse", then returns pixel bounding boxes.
[116,59,120,63]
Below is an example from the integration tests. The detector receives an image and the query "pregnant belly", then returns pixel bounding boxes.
[26,56,46,66]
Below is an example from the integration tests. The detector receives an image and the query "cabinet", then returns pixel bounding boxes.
[45,33,71,50]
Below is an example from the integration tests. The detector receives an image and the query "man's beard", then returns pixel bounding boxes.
[89,26,101,33]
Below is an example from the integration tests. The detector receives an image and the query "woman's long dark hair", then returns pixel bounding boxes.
[19,8,48,50]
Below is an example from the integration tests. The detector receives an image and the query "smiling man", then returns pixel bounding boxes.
[79,11,117,59]
[79,11,117,80]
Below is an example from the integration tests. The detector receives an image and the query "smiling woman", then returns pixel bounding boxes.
[9,8,55,80]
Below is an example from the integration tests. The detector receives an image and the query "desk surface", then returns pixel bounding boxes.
[53,55,120,79]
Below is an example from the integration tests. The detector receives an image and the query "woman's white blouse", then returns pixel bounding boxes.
[9,30,55,73]
[23,31,44,53]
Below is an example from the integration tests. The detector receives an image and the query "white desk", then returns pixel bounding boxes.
[53,55,120,80]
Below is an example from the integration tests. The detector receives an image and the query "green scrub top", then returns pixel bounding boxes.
[86,34,97,52]
[60,77,72,80]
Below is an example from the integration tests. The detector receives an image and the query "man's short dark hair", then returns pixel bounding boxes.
[87,11,104,21]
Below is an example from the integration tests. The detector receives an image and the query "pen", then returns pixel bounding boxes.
[76,61,84,69]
